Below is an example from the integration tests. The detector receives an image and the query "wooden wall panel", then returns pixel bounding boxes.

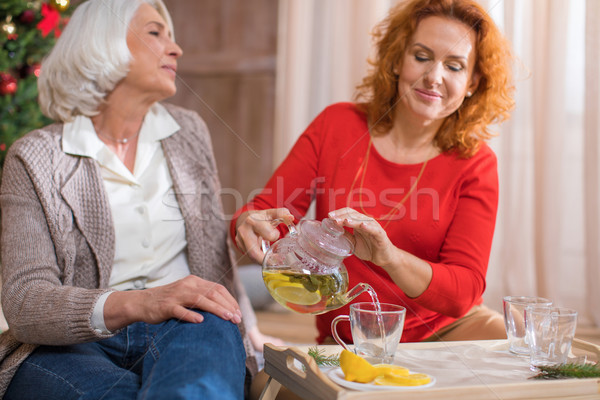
[163,0,278,224]
[172,74,275,216]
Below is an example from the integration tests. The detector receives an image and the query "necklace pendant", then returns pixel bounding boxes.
[121,138,128,144]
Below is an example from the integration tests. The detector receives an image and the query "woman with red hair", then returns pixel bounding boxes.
[235,0,515,350]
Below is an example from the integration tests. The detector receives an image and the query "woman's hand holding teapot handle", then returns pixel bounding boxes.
[235,208,295,263]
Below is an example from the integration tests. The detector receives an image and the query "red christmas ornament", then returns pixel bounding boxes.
[37,3,61,38]
[20,10,36,24]
[31,63,42,78]
[0,73,18,96]
[19,63,42,79]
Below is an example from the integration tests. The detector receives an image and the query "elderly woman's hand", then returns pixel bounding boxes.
[103,275,242,332]
[328,207,399,269]
[234,208,294,263]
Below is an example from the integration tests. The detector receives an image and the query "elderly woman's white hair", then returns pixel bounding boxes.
[38,0,175,122]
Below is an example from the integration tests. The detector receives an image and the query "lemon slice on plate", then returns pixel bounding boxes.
[340,350,379,383]
[374,372,432,386]
[373,364,410,376]
[272,284,321,306]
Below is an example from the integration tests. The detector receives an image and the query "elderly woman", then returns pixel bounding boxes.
[234,0,515,356]
[0,0,258,398]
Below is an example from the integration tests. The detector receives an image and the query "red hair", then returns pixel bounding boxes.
[355,0,515,157]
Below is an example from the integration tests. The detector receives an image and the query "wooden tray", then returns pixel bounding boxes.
[260,339,600,400]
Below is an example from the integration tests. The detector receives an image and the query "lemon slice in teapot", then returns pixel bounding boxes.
[273,284,321,306]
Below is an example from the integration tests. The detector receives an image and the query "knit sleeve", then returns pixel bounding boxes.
[0,135,113,345]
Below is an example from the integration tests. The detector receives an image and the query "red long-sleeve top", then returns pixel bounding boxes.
[231,102,499,343]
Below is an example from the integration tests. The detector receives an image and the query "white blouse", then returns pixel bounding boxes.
[62,103,190,333]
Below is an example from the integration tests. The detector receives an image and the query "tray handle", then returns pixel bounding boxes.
[261,344,342,400]
[572,337,600,361]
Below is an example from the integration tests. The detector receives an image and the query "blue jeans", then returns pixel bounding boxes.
[5,311,247,400]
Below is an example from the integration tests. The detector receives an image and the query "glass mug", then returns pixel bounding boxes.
[331,302,406,364]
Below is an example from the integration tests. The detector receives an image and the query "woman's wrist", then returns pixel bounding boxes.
[379,248,433,298]
[234,210,248,231]
[104,290,141,332]
[378,245,404,272]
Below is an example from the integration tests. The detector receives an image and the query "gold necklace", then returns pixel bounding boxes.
[346,138,428,229]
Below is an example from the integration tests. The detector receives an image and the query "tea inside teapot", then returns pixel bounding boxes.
[262,218,370,314]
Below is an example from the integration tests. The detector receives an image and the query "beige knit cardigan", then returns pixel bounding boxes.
[0,103,257,396]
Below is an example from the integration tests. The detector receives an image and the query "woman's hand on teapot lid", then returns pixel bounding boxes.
[328,208,397,268]
[235,208,295,263]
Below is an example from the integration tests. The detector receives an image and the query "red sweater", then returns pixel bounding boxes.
[232,102,498,343]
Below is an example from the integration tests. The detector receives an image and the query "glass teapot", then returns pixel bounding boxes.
[261,217,370,314]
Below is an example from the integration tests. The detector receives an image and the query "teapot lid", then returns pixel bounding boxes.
[299,218,353,258]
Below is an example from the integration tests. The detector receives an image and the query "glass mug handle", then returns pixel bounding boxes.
[261,218,298,253]
[331,315,352,352]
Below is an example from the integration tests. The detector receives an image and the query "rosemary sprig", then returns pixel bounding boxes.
[530,362,600,379]
[308,346,340,367]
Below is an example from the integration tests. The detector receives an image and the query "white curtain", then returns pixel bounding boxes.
[583,0,600,328]
[274,0,600,329]
[273,0,399,166]
[483,0,600,328]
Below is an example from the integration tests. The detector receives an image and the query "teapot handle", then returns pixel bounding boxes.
[261,218,298,254]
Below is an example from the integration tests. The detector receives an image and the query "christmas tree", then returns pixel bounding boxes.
[0,0,76,166]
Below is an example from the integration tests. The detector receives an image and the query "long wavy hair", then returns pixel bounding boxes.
[355,0,515,157]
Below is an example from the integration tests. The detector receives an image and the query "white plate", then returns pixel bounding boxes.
[327,368,436,391]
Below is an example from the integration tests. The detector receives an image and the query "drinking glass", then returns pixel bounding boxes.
[503,296,552,355]
[525,305,578,370]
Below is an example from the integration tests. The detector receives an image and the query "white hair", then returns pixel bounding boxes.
[38,0,175,122]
